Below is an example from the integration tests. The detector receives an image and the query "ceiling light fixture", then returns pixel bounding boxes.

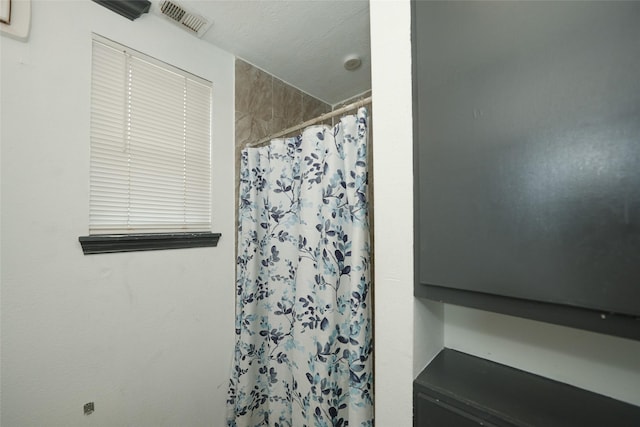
[343,54,362,71]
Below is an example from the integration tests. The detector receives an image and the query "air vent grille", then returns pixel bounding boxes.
[158,0,211,38]
[160,1,185,21]
[182,14,207,34]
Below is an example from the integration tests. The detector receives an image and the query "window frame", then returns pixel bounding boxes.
[79,35,221,254]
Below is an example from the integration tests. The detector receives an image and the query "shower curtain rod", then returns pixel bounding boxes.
[248,95,372,147]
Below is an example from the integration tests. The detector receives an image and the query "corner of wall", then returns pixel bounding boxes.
[370,1,416,426]
[413,298,444,377]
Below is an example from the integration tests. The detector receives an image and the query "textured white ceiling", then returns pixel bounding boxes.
[162,0,371,105]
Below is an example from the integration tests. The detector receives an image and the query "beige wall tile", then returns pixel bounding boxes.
[235,60,253,114]
[273,78,303,129]
[302,92,331,123]
[235,59,273,121]
[235,112,252,147]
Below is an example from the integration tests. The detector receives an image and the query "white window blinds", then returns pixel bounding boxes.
[90,36,212,234]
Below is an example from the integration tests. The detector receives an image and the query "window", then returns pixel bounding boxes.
[80,35,220,254]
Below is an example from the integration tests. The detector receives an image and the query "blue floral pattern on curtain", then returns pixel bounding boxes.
[227,108,373,427]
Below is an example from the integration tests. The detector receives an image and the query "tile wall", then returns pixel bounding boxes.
[235,59,331,153]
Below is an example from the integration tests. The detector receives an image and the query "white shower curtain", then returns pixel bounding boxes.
[227,108,373,427]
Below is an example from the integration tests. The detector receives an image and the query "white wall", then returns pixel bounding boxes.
[0,2,236,426]
[370,1,444,426]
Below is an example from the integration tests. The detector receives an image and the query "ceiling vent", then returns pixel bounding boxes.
[156,0,212,38]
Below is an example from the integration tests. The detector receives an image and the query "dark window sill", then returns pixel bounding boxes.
[79,232,221,254]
